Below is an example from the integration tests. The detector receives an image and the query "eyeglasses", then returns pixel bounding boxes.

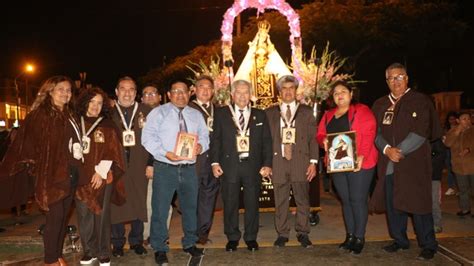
[170,89,188,95]
[386,74,406,82]
[143,92,158,97]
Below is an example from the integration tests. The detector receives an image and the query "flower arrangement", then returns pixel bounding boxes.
[187,55,231,105]
[293,42,362,104]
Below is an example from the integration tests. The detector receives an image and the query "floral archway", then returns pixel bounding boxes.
[220,0,302,78]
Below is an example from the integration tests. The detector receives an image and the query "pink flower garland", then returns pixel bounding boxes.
[220,0,303,79]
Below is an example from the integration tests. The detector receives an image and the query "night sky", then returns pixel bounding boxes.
[1,0,310,91]
[1,0,473,106]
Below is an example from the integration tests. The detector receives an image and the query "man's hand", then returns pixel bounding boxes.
[145,166,154,179]
[385,147,403,162]
[354,155,364,172]
[194,144,203,156]
[166,152,180,161]
[212,164,224,178]
[91,173,104,190]
[306,164,317,181]
[259,166,272,178]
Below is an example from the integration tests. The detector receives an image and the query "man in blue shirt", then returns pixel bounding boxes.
[142,79,209,265]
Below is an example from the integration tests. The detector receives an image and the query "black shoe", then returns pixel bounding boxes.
[154,251,168,265]
[273,236,289,247]
[130,244,147,255]
[417,249,436,260]
[112,247,124,257]
[226,240,239,252]
[339,233,355,250]
[383,242,409,253]
[457,210,471,217]
[245,240,259,251]
[297,234,312,248]
[80,255,97,265]
[184,246,204,257]
[350,237,365,255]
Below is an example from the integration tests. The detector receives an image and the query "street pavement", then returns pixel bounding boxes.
[1,177,474,265]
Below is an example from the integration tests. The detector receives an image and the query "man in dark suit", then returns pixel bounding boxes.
[188,75,220,245]
[266,75,318,248]
[210,79,272,252]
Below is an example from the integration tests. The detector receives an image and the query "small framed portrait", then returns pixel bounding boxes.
[327,131,357,173]
[122,130,136,147]
[282,127,296,144]
[174,132,198,160]
[382,111,394,125]
[236,135,250,153]
[94,129,105,143]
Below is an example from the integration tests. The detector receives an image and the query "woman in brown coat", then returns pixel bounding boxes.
[74,87,126,266]
[1,76,79,265]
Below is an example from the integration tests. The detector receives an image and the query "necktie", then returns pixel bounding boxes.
[178,109,188,132]
[202,103,208,109]
[239,109,245,130]
[286,104,291,123]
[283,105,292,160]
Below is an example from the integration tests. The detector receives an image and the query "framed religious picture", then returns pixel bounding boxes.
[326,131,357,173]
[282,127,296,144]
[236,135,250,153]
[122,130,136,147]
[174,132,198,160]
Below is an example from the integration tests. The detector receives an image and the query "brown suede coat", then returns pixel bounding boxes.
[75,117,126,214]
[444,126,474,175]
[0,106,74,211]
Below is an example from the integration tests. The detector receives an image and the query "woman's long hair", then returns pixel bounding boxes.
[30,75,75,115]
[76,87,111,118]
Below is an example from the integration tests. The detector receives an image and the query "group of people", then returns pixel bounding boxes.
[0,62,466,265]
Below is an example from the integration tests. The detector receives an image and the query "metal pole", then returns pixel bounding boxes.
[14,78,20,125]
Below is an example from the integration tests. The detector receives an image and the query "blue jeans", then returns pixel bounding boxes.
[150,162,199,252]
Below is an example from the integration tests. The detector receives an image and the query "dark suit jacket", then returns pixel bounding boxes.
[210,105,272,183]
[189,101,214,178]
[266,104,319,184]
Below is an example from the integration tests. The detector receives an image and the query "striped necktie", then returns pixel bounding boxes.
[239,109,245,130]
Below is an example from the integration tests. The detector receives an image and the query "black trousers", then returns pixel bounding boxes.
[221,161,260,242]
[111,219,144,248]
[197,170,220,239]
[76,183,112,258]
[43,166,77,264]
[385,174,438,251]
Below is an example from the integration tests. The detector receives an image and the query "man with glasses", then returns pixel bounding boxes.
[142,79,209,265]
[140,84,169,248]
[369,63,439,260]
[141,85,161,108]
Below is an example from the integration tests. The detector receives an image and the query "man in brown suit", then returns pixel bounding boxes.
[265,75,318,248]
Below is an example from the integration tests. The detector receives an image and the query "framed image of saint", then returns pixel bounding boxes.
[174,132,198,160]
[327,131,357,173]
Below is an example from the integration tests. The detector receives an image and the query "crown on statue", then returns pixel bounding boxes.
[257,20,271,32]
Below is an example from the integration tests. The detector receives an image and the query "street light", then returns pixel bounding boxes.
[14,63,35,127]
